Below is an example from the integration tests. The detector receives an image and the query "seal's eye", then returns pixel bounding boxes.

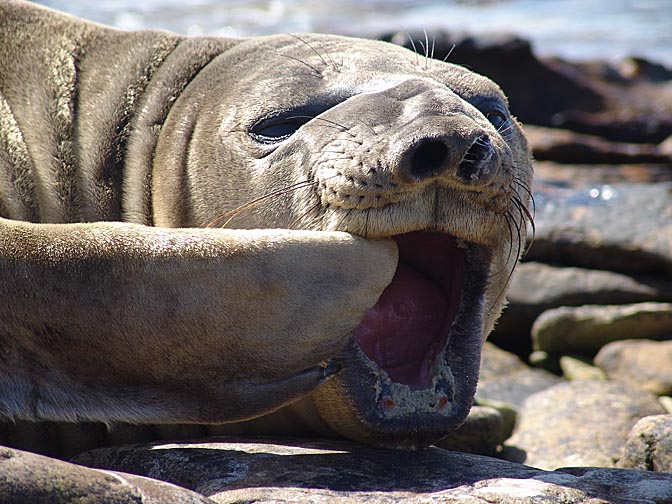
[250,110,321,144]
[251,114,313,144]
[485,110,508,131]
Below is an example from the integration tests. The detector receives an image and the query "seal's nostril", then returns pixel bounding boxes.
[410,140,449,179]
[457,135,494,183]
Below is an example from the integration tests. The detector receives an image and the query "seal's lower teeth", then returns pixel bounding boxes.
[352,231,465,389]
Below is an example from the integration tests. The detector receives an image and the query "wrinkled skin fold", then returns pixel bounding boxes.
[0,0,532,452]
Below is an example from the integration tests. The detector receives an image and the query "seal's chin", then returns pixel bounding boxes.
[313,230,491,449]
[353,232,465,389]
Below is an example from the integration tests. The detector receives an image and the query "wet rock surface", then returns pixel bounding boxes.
[526,183,672,275]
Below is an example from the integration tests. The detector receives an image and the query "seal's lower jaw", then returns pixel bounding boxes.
[313,231,491,449]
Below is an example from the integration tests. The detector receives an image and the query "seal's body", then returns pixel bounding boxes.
[0,0,532,451]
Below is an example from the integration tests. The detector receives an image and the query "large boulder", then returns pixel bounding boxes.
[477,342,562,407]
[72,437,672,504]
[532,302,672,357]
[595,339,672,395]
[490,261,672,353]
[505,380,666,470]
[527,183,672,275]
[0,446,214,504]
[621,414,672,472]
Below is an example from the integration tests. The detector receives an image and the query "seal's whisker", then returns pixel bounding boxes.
[333,208,354,231]
[318,150,349,156]
[312,117,355,136]
[288,115,356,138]
[399,26,421,66]
[277,53,322,77]
[288,199,322,229]
[358,119,376,135]
[512,195,535,256]
[207,179,318,228]
[485,209,523,316]
[211,173,344,229]
[288,34,331,70]
[330,137,363,145]
[513,176,535,218]
[442,43,456,62]
[502,210,516,272]
[496,120,516,136]
[418,31,430,69]
[315,39,343,72]
[364,208,371,238]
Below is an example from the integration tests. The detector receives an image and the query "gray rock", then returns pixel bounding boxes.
[476,398,518,443]
[595,339,672,396]
[435,406,504,456]
[532,302,672,357]
[526,182,672,275]
[478,342,563,407]
[661,396,672,413]
[0,445,214,504]
[72,437,672,503]
[559,355,607,381]
[506,380,666,470]
[491,261,672,346]
[525,125,672,164]
[621,414,672,472]
[534,161,672,189]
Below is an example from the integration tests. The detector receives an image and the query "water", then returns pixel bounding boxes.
[39,0,672,66]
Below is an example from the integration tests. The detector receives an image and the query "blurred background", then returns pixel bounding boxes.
[38,0,672,66]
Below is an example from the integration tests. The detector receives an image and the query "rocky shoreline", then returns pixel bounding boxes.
[2,29,671,503]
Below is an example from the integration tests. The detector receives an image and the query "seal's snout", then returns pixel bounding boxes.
[399,125,499,188]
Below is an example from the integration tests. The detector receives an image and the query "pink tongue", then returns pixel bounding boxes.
[352,263,448,388]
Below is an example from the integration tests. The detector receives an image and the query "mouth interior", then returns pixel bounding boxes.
[353,232,466,390]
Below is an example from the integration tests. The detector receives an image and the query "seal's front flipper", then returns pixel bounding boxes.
[0,218,396,424]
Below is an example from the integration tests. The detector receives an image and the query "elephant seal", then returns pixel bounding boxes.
[0,0,532,451]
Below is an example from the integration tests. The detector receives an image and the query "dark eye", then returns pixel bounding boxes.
[485,109,509,131]
[251,115,313,144]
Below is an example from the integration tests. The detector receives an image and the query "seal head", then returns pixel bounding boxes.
[152,34,533,448]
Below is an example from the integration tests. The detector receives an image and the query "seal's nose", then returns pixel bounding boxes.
[408,139,450,179]
[403,132,497,186]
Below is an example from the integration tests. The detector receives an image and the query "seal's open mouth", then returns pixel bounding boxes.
[320,230,490,447]
[353,232,465,389]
